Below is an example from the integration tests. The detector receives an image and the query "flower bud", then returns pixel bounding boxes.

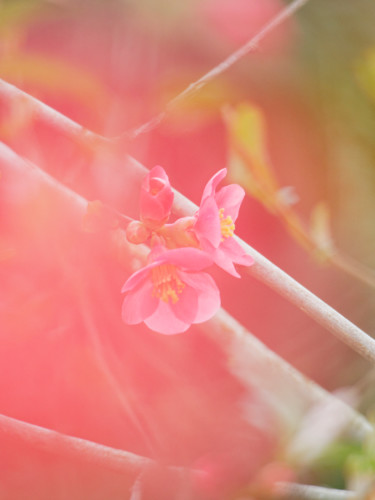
[126,220,150,244]
[140,166,174,229]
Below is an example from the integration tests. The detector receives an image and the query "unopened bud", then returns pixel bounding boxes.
[140,166,174,229]
[126,220,150,244]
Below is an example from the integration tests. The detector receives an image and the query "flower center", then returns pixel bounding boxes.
[219,208,235,239]
[151,264,185,304]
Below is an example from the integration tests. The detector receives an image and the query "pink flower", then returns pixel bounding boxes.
[140,166,174,229]
[121,247,220,334]
[194,168,254,277]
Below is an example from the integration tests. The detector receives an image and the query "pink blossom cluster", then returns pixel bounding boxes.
[122,167,253,334]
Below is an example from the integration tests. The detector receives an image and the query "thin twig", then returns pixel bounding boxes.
[0,412,150,476]
[273,482,358,500]
[0,0,310,148]
[154,151,375,365]
[0,142,371,441]
[0,0,310,146]
[246,247,375,364]
[124,0,310,140]
[208,310,372,441]
[2,79,375,365]
[0,78,112,149]
[228,135,375,290]
[0,413,362,500]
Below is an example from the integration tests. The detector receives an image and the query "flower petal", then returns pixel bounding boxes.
[121,266,148,293]
[221,238,254,266]
[122,280,158,324]
[215,184,245,221]
[170,281,199,324]
[200,168,227,203]
[145,301,190,334]
[211,239,254,277]
[154,247,213,271]
[140,196,168,222]
[140,165,174,224]
[212,247,241,277]
[121,263,158,293]
[147,165,169,183]
[180,271,221,323]
[194,196,222,248]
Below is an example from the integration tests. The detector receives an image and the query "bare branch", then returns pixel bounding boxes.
[273,482,358,500]
[246,247,375,363]
[148,147,375,365]
[0,412,150,476]
[208,310,372,441]
[2,78,375,365]
[0,142,371,441]
[125,0,310,139]
[0,78,111,149]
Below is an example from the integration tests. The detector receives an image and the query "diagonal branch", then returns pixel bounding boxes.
[124,0,310,139]
[137,151,375,364]
[0,411,361,500]
[0,412,150,476]
[273,482,358,500]
[206,309,372,441]
[0,0,310,146]
[0,141,371,442]
[2,78,375,365]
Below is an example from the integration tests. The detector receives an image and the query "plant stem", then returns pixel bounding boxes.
[273,482,357,500]
[124,0,310,140]
[0,142,372,441]
[158,159,375,365]
[0,412,150,475]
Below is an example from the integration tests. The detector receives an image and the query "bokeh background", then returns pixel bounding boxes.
[1,0,375,498]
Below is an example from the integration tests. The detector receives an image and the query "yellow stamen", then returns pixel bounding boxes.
[219,208,235,239]
[151,264,185,304]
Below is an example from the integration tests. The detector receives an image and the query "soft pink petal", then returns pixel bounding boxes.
[154,247,213,271]
[145,301,190,334]
[140,195,166,221]
[141,166,169,192]
[140,166,174,222]
[197,237,247,277]
[198,237,215,255]
[214,184,245,221]
[140,187,174,222]
[194,197,222,248]
[200,168,227,203]
[122,280,158,324]
[211,247,241,277]
[154,183,174,213]
[170,282,199,324]
[221,238,254,266]
[180,271,221,323]
[121,265,153,293]
[210,238,254,277]
[148,244,167,262]
[149,165,169,182]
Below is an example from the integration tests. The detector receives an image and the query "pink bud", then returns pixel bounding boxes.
[126,220,150,244]
[140,166,174,229]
